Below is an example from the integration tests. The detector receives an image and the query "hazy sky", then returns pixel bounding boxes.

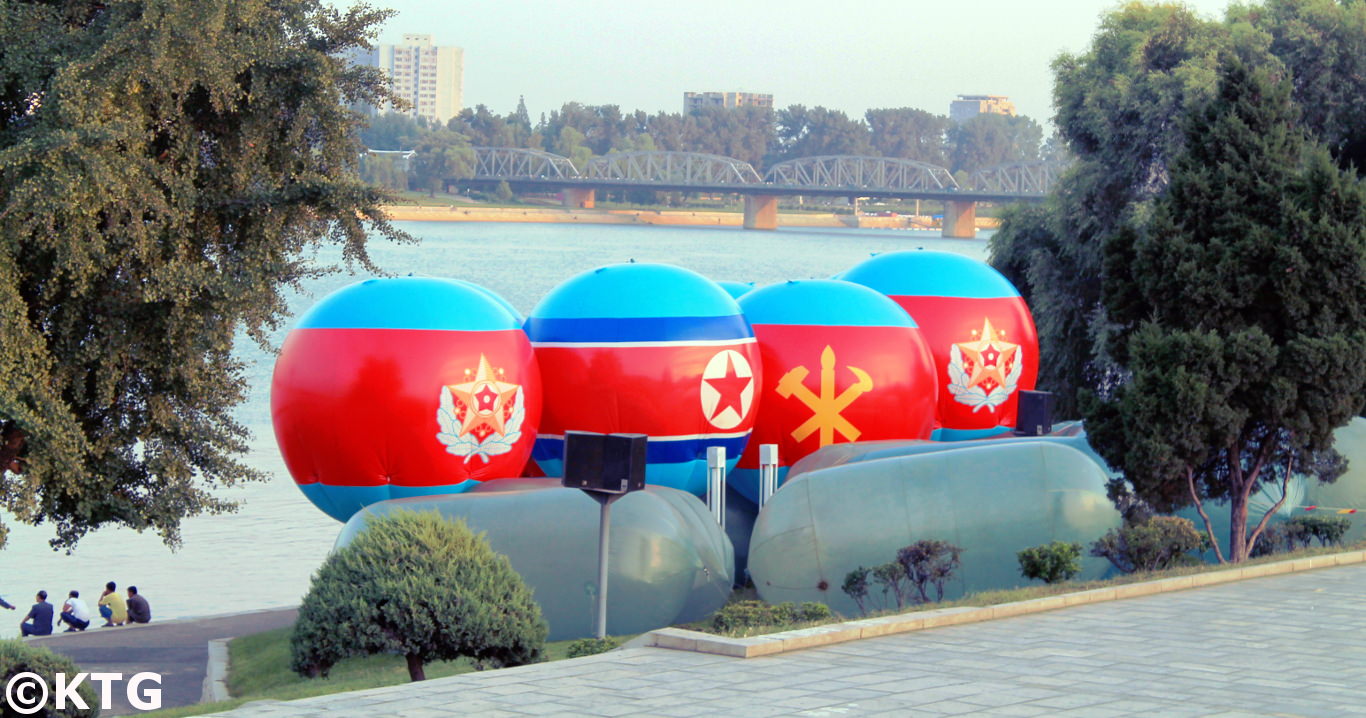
[353,0,1236,126]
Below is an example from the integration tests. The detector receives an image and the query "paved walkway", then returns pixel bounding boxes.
[196,564,1366,717]
[32,607,297,716]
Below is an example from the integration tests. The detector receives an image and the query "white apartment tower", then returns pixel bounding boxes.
[355,34,464,126]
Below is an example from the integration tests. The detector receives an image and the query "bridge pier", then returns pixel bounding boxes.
[743,195,778,230]
[563,188,595,209]
[943,200,977,239]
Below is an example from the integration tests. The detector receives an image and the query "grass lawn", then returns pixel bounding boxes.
[140,628,634,718]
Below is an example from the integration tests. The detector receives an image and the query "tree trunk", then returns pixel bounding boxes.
[1228,485,1251,563]
[405,653,426,682]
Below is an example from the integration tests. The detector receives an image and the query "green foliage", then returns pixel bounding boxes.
[1087,54,1366,562]
[1287,515,1351,548]
[290,510,546,682]
[411,127,475,197]
[1017,541,1083,584]
[565,637,619,659]
[946,113,1042,173]
[0,639,98,717]
[1090,516,1204,574]
[0,0,405,550]
[841,565,871,615]
[710,600,832,633]
[896,539,964,604]
[870,561,908,610]
[493,180,514,203]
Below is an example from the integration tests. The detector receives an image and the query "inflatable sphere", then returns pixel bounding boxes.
[272,277,541,522]
[748,442,1120,614]
[526,263,760,495]
[1301,418,1366,545]
[335,480,733,640]
[842,250,1038,439]
[452,279,524,324]
[716,280,755,300]
[730,280,937,504]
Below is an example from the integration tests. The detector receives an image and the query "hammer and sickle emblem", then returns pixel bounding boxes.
[775,345,874,446]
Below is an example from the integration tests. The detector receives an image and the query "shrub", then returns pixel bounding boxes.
[1286,515,1351,548]
[0,639,98,717]
[897,539,964,604]
[871,562,909,609]
[566,637,619,658]
[1017,541,1083,584]
[841,566,871,615]
[1090,515,1203,573]
[710,601,832,632]
[290,510,547,682]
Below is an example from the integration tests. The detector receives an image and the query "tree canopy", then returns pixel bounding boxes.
[290,510,546,682]
[991,0,1366,562]
[0,0,403,550]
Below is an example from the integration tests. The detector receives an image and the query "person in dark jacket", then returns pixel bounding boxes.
[126,586,151,624]
[20,591,53,637]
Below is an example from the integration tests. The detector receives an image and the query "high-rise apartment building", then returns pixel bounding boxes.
[352,34,464,126]
[683,91,774,114]
[949,94,1017,123]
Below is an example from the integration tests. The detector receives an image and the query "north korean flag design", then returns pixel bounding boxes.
[842,250,1039,440]
[732,279,937,504]
[526,263,760,496]
[271,278,540,522]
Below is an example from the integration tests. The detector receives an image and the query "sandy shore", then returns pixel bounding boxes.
[379,204,1000,230]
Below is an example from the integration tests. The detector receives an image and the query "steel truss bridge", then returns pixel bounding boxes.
[461,148,1064,202]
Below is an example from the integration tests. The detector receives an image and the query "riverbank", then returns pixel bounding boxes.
[379,204,1001,231]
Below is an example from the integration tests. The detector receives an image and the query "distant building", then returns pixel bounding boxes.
[949,94,1016,123]
[351,34,464,126]
[683,91,774,114]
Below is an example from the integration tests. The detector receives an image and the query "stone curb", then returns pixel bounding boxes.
[202,637,232,703]
[645,549,1366,659]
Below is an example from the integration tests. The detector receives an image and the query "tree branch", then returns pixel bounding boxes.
[1188,466,1226,564]
[1246,444,1294,557]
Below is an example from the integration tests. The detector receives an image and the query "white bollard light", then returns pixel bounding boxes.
[706,446,727,529]
[759,443,779,507]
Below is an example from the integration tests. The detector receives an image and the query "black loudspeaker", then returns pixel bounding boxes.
[1015,390,1055,436]
[562,431,647,494]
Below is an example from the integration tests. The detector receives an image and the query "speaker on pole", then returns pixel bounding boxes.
[1015,390,1054,436]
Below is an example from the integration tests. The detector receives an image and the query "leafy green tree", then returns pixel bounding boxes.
[291,510,546,682]
[358,111,422,151]
[841,566,871,615]
[550,125,592,170]
[411,127,475,197]
[865,107,949,165]
[0,0,403,550]
[771,105,872,161]
[1087,55,1366,562]
[946,113,1042,173]
[1017,541,1083,584]
[492,179,514,203]
[989,5,1226,418]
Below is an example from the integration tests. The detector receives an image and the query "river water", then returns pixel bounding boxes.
[0,221,990,635]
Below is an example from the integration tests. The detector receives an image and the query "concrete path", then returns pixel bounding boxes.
[31,607,297,716]
[195,564,1366,718]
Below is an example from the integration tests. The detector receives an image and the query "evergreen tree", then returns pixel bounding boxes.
[1086,55,1366,562]
[0,0,404,550]
[291,510,546,682]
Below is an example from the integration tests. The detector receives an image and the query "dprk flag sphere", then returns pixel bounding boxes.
[526,263,761,495]
[271,277,541,522]
[731,279,937,503]
[842,251,1038,439]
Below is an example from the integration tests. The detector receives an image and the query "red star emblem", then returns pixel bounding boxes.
[704,354,752,423]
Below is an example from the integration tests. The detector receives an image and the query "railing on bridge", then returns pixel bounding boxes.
[472,147,581,180]
[764,156,960,193]
[583,151,762,185]
[967,160,1067,195]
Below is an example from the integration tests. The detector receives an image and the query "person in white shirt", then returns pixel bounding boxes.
[60,590,91,632]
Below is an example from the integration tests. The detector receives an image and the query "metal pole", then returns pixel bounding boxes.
[596,497,612,639]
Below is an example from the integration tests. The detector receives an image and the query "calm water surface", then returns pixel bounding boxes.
[0,221,990,634]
